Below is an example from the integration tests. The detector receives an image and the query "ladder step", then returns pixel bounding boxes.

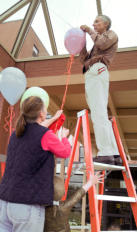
[70,226,136,231]
[70,225,89,229]
[94,162,125,171]
[56,163,125,174]
[97,194,136,202]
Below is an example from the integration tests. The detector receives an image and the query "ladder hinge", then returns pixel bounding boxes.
[77,109,87,118]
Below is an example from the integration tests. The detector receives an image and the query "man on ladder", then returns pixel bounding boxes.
[63,14,137,231]
[79,15,122,165]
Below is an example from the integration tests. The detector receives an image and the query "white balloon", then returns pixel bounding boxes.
[0,67,27,105]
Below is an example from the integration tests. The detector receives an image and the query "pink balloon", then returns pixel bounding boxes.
[64,28,86,55]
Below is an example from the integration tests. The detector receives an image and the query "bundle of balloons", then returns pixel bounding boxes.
[64,27,86,55]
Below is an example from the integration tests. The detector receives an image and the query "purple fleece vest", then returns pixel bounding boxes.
[0,123,54,205]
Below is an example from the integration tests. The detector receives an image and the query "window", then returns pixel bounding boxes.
[32,45,39,57]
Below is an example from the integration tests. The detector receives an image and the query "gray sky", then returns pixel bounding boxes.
[1,0,137,55]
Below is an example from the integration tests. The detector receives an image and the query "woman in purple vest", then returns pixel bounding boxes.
[0,96,71,232]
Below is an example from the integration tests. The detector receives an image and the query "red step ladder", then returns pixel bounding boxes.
[62,109,137,232]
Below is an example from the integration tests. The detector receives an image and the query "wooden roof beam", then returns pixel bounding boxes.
[117,108,137,118]
[90,133,137,143]
[128,149,137,157]
[0,0,31,23]
[66,108,137,119]
[41,0,58,55]
[124,133,137,141]
[96,0,102,15]
[11,0,40,58]
[76,132,137,143]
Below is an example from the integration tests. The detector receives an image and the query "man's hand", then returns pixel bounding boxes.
[80,25,93,35]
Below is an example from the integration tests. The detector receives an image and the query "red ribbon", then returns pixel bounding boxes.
[50,55,74,133]
[2,106,15,176]
[3,105,15,137]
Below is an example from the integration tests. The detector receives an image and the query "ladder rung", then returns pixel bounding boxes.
[97,194,136,202]
[70,226,137,232]
[94,162,125,171]
[70,225,89,229]
[56,163,125,174]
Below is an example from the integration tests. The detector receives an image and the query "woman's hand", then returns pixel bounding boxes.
[61,127,69,138]
[41,110,63,128]
[91,171,104,185]
[53,110,63,121]
[83,171,104,192]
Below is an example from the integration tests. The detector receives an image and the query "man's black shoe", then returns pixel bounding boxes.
[114,155,123,166]
[93,156,115,165]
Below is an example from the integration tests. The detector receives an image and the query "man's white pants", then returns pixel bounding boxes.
[84,62,119,156]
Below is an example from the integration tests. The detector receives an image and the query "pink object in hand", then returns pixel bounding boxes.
[64,28,86,55]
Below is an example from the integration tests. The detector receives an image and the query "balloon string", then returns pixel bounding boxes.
[3,107,11,132]
[54,55,74,133]
[48,7,73,28]
[61,55,74,110]
[2,106,15,177]
[9,106,15,136]
[3,106,15,136]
